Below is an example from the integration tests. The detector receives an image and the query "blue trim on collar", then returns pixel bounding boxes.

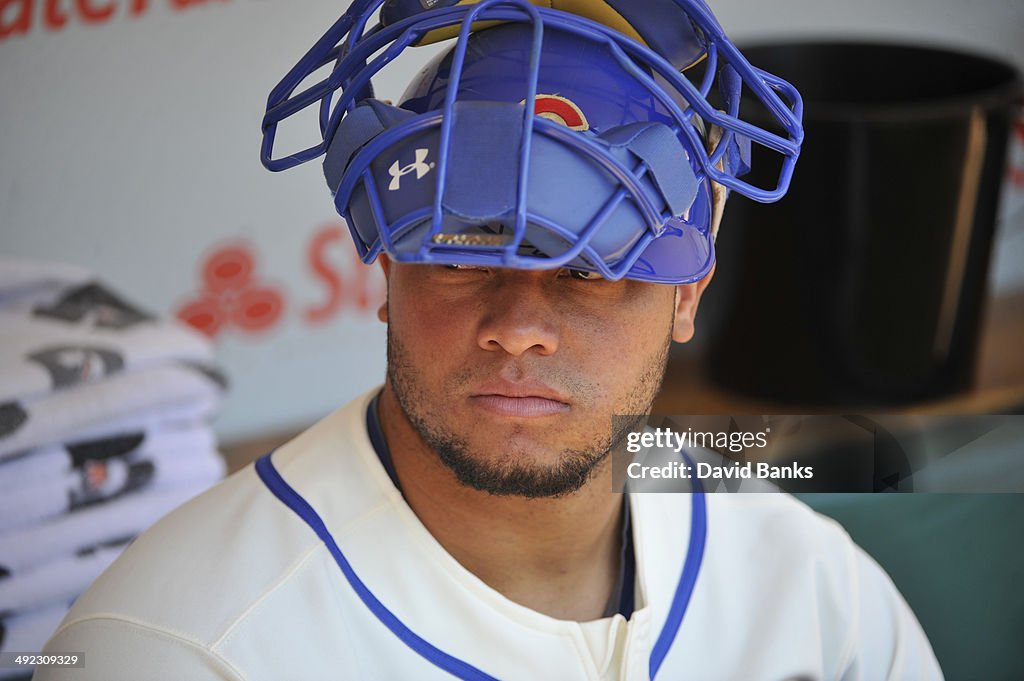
[255,447,706,681]
[649,450,707,679]
[255,453,500,681]
[618,510,637,618]
[365,392,401,490]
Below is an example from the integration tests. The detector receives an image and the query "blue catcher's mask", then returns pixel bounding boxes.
[261,0,804,284]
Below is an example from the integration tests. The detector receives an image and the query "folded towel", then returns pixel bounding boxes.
[0,301,213,404]
[35,398,220,457]
[0,482,213,576]
[0,362,225,461]
[0,424,215,491]
[0,258,91,310]
[0,445,224,533]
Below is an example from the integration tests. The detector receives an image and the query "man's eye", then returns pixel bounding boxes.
[562,268,604,281]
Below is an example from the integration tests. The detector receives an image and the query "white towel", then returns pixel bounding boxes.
[0,604,69,680]
[0,362,225,462]
[0,446,225,533]
[0,261,148,323]
[0,424,215,492]
[0,257,91,310]
[0,285,213,404]
[34,398,220,457]
[0,541,128,617]
[0,482,213,576]
[0,444,66,486]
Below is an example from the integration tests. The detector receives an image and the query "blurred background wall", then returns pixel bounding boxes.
[1,0,1022,444]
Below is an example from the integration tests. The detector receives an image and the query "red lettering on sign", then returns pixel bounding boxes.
[76,0,115,23]
[176,227,384,340]
[44,0,69,30]
[0,0,31,38]
[305,226,346,324]
[0,0,228,41]
[304,223,385,325]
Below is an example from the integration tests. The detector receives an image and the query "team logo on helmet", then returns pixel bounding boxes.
[528,94,589,132]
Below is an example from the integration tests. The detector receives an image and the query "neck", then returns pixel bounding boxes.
[377,383,625,622]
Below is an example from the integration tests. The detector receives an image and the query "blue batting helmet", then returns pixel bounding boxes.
[261,0,804,284]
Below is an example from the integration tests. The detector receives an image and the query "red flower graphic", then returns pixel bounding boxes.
[177,244,285,338]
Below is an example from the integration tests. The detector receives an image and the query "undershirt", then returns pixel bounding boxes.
[365,393,636,619]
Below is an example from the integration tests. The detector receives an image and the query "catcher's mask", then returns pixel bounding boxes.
[261,0,804,284]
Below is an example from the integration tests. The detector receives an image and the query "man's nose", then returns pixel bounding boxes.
[476,273,561,357]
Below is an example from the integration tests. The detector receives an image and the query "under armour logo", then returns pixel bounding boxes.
[388,148,434,191]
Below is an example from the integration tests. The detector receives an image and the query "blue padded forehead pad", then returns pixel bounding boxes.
[322,98,709,284]
[324,99,699,231]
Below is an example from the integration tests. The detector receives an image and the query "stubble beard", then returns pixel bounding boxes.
[386,326,670,499]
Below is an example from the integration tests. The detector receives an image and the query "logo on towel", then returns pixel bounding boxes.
[388,148,434,191]
[33,283,153,330]
[0,402,28,438]
[27,345,125,390]
[529,94,590,132]
[72,459,154,510]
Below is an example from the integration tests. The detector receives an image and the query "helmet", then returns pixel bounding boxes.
[261,0,804,284]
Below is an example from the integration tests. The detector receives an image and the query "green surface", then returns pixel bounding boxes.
[798,493,1024,681]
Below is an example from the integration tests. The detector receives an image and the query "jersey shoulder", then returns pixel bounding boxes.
[687,492,942,679]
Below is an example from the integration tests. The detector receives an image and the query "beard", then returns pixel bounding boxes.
[386,326,670,499]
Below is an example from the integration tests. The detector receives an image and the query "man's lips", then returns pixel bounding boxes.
[470,395,570,417]
[470,381,570,417]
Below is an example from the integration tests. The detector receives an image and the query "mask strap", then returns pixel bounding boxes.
[600,122,700,219]
[324,100,419,191]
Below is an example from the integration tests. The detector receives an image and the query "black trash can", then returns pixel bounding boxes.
[706,42,1023,406]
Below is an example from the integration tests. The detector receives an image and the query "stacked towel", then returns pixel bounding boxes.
[0,259,227,678]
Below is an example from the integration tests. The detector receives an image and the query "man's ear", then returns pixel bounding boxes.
[671,263,715,344]
[377,255,391,323]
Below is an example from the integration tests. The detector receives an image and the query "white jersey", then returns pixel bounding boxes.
[37,390,942,680]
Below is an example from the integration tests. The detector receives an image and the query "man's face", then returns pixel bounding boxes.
[382,261,705,498]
